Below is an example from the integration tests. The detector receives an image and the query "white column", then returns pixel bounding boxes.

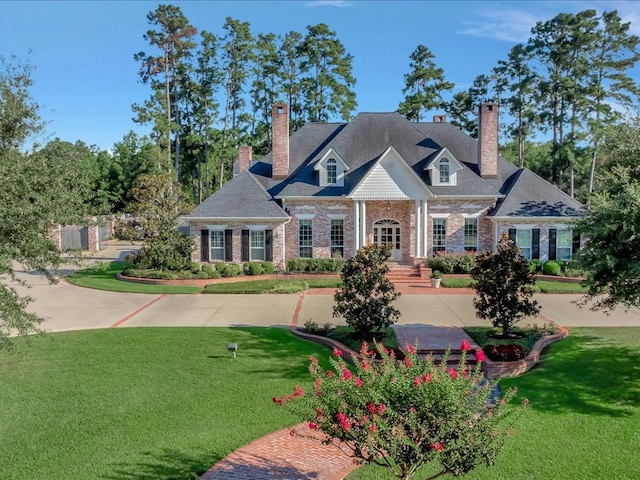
[360,201,367,246]
[422,200,428,257]
[414,200,421,258]
[353,201,360,252]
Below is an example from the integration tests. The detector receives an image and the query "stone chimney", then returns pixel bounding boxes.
[477,102,498,177]
[433,114,446,123]
[272,104,290,179]
[238,146,252,173]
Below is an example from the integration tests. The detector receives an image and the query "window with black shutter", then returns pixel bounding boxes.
[508,228,516,244]
[572,232,581,257]
[265,229,273,261]
[548,228,557,260]
[200,230,209,262]
[532,229,540,260]
[225,229,233,261]
[241,230,249,262]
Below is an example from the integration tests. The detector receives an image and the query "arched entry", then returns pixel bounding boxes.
[373,219,402,261]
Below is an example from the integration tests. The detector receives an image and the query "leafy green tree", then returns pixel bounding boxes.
[399,45,453,121]
[299,23,357,123]
[133,4,197,178]
[493,44,538,168]
[0,56,93,349]
[585,10,640,200]
[447,74,496,137]
[279,30,305,131]
[275,341,524,480]
[471,235,540,337]
[333,244,400,340]
[124,173,194,271]
[577,118,640,310]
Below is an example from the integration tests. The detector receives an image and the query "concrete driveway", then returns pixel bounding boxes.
[8,241,640,333]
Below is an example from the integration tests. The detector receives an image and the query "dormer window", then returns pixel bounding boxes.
[315,149,348,187]
[439,158,450,184]
[327,159,338,184]
[424,148,461,186]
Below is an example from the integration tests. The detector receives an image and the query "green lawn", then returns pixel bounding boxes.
[347,327,640,479]
[0,327,331,480]
[202,277,342,294]
[3,327,639,480]
[440,276,587,293]
[66,261,202,294]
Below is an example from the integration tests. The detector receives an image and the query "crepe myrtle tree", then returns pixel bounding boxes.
[471,234,540,337]
[333,244,400,340]
[274,340,525,480]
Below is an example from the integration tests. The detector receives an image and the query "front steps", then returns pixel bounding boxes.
[385,262,425,284]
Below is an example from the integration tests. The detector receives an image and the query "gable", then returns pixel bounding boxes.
[348,146,431,200]
[313,148,349,187]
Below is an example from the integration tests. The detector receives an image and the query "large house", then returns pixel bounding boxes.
[184,103,583,268]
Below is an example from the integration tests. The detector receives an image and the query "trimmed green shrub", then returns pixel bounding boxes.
[286,257,344,273]
[530,258,542,273]
[427,256,446,272]
[457,253,477,273]
[263,261,275,274]
[215,262,227,274]
[244,262,264,276]
[222,263,242,277]
[428,253,477,274]
[190,262,201,274]
[543,260,562,276]
[201,263,215,276]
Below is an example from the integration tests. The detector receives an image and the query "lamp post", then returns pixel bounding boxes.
[228,343,238,359]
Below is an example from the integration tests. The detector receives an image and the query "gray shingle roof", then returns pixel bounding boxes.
[186,171,288,219]
[489,168,585,218]
[193,110,584,221]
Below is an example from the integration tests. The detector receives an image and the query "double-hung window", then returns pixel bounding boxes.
[299,219,313,258]
[439,158,450,184]
[210,230,225,260]
[464,219,478,252]
[432,219,446,253]
[327,159,337,185]
[250,230,265,261]
[516,229,532,260]
[330,219,344,257]
[557,229,572,260]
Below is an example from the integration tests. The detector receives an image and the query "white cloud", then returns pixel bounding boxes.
[460,10,540,43]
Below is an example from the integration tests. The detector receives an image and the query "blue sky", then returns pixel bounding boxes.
[2,0,639,151]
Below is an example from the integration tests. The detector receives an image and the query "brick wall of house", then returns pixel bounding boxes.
[191,222,286,268]
[426,199,496,254]
[365,200,413,261]
[496,221,580,261]
[284,200,354,259]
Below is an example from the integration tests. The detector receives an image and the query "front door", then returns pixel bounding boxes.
[373,219,402,261]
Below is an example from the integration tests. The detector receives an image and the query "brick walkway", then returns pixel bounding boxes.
[200,424,358,480]
[199,323,475,480]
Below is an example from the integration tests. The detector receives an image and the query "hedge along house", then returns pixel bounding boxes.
[183,103,584,268]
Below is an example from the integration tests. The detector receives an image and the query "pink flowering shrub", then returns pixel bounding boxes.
[274,340,525,480]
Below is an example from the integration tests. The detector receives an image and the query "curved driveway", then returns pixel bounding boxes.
[11,242,640,334]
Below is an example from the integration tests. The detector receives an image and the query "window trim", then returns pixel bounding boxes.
[330,219,344,258]
[250,230,266,261]
[432,218,447,254]
[516,229,532,260]
[209,230,225,261]
[326,158,338,185]
[298,219,313,258]
[438,158,450,184]
[556,228,573,260]
[463,218,478,252]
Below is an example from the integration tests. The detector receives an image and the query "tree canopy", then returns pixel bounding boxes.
[577,117,640,311]
[0,56,94,349]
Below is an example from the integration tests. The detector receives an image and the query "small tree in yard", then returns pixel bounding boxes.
[333,244,400,340]
[471,235,540,337]
[124,173,194,271]
[274,341,525,480]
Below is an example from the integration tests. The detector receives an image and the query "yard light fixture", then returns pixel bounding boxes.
[228,343,238,359]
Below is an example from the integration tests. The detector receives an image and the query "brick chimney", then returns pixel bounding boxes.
[477,102,498,177]
[238,146,252,173]
[272,104,289,179]
[433,114,446,123]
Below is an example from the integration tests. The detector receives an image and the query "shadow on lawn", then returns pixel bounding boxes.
[105,447,219,480]
[105,448,322,480]
[509,332,640,417]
